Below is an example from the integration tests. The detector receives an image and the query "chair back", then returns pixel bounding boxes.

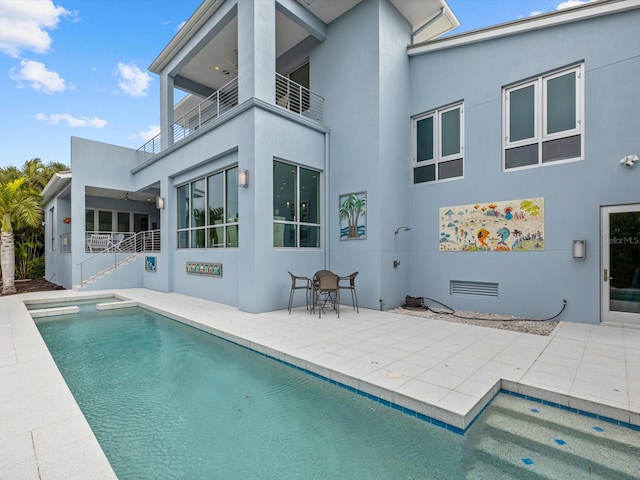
[317,273,339,291]
[313,269,332,281]
[348,271,359,287]
[88,234,110,252]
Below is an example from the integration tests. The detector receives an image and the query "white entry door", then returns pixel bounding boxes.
[601,205,640,325]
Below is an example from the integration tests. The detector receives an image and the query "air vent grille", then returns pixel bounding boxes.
[450,280,499,298]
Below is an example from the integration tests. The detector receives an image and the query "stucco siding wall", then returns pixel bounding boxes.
[407,9,640,322]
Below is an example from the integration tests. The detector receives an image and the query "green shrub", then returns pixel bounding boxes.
[28,256,46,279]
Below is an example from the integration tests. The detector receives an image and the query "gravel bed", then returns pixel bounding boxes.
[389,306,558,336]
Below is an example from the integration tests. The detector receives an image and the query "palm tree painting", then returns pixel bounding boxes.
[339,192,367,240]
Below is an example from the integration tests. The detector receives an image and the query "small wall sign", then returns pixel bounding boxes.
[145,256,157,272]
[186,262,222,277]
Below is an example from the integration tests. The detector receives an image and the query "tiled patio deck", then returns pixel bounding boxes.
[2,288,639,479]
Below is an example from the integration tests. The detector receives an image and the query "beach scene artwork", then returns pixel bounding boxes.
[439,198,544,252]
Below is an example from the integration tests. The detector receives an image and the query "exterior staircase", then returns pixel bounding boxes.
[465,393,640,479]
[74,230,159,290]
[73,253,143,291]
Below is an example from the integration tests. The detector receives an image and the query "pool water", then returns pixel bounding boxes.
[36,307,640,479]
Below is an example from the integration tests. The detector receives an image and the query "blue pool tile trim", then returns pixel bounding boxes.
[133,305,640,437]
[501,389,639,433]
[212,336,640,436]
[216,339,473,435]
[522,458,534,465]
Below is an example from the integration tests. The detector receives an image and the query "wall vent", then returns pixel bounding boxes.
[450,280,499,298]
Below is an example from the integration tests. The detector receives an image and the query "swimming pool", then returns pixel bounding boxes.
[36,305,640,479]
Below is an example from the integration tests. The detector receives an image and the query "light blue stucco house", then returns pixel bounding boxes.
[42,0,640,326]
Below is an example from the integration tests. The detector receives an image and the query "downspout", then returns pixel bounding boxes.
[411,7,445,45]
[324,131,330,270]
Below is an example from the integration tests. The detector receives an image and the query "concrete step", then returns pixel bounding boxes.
[468,394,640,480]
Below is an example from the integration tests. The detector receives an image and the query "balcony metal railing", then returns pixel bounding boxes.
[136,73,324,164]
[79,230,160,287]
[275,73,324,124]
[137,77,239,164]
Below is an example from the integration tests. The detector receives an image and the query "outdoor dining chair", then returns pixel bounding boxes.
[287,272,311,313]
[339,271,359,313]
[312,272,340,318]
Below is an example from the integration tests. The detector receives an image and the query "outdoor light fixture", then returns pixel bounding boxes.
[394,226,411,235]
[620,154,638,168]
[238,169,249,188]
[156,197,165,209]
[572,240,586,260]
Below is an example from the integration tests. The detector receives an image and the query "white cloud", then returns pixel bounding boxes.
[117,62,151,97]
[0,0,72,57]
[36,113,107,128]
[10,60,66,93]
[556,0,593,9]
[176,21,186,32]
[530,0,594,17]
[131,125,161,142]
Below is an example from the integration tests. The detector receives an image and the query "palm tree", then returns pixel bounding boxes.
[0,178,42,294]
[339,193,367,239]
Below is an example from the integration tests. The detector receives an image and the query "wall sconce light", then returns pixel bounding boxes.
[394,226,411,235]
[572,240,586,260]
[238,169,249,188]
[156,197,165,209]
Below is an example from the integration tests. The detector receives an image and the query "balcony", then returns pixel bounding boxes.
[136,75,324,164]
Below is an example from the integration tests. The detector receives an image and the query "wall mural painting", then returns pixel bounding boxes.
[339,191,367,240]
[439,198,544,252]
[186,262,222,277]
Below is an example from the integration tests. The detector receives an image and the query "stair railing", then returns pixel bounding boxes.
[78,230,160,287]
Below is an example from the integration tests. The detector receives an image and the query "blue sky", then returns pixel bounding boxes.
[0,0,592,169]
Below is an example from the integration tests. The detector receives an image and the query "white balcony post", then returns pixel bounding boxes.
[160,73,175,150]
[237,0,276,104]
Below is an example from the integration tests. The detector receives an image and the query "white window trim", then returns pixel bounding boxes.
[503,64,584,171]
[412,102,464,184]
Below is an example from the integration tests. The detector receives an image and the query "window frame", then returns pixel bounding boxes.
[176,165,239,249]
[503,64,584,171]
[273,160,321,249]
[412,101,464,184]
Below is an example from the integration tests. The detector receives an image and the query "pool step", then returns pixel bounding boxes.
[468,395,640,480]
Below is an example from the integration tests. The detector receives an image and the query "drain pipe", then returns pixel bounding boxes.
[411,7,445,45]
[324,131,330,270]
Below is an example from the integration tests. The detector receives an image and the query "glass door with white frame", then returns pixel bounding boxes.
[601,204,640,325]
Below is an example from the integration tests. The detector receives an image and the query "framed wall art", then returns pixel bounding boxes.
[339,191,367,240]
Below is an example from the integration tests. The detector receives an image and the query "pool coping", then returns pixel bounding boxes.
[136,300,640,435]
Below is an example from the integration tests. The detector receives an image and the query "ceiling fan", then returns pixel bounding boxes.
[222,49,238,75]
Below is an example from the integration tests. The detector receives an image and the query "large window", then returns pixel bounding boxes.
[85,209,149,234]
[413,102,464,184]
[273,160,320,248]
[504,64,583,170]
[177,166,238,249]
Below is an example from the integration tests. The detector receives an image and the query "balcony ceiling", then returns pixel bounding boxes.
[166,0,457,97]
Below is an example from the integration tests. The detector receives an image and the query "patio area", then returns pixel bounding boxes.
[1,288,639,478]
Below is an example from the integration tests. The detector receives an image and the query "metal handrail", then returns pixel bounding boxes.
[136,77,239,164]
[275,73,324,124]
[78,230,160,287]
[136,73,324,164]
